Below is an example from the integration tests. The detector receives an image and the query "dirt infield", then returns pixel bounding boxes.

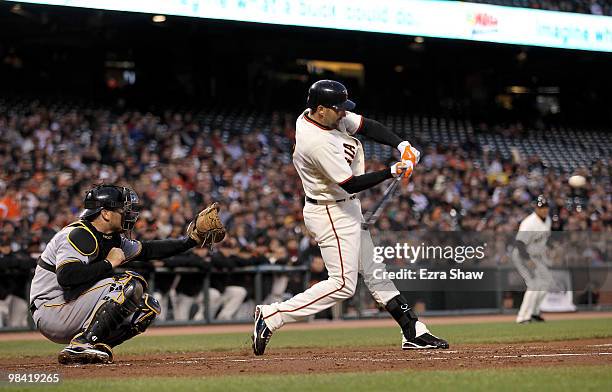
[2,313,611,379]
[2,339,612,379]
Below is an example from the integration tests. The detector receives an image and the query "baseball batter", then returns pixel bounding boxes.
[513,195,556,323]
[252,80,448,355]
[29,184,225,364]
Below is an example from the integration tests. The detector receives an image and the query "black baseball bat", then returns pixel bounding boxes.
[361,175,402,230]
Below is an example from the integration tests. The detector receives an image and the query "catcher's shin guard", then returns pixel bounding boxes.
[73,273,145,346]
[105,293,161,347]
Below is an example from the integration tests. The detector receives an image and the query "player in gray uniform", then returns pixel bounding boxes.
[30,185,225,364]
[512,195,556,323]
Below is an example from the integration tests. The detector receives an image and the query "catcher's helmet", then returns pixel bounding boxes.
[80,185,141,231]
[307,80,355,111]
[535,194,549,208]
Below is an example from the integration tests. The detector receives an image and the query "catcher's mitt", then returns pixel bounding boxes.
[186,202,226,248]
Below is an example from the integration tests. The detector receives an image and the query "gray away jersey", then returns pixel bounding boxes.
[29,222,141,306]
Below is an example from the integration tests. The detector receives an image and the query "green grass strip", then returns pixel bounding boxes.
[4,366,612,392]
[1,318,611,359]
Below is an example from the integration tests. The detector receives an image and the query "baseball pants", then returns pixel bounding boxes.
[32,274,136,343]
[512,250,555,323]
[262,198,399,331]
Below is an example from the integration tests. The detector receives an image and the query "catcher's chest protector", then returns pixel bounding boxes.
[67,220,122,265]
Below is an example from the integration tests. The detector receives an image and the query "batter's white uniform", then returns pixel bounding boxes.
[261,109,401,331]
[512,212,555,323]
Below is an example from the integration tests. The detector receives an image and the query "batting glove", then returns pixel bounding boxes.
[397,141,421,165]
[391,161,413,178]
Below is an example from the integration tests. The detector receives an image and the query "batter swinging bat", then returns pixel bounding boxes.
[361,175,402,230]
[362,144,419,231]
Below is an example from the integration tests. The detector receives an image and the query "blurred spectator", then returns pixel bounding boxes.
[0,290,28,328]
[0,187,21,221]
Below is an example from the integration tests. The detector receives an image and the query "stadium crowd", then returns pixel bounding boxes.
[0,102,610,326]
[468,0,612,15]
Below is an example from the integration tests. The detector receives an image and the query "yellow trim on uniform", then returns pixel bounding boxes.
[56,259,84,271]
[42,303,66,308]
[82,282,113,297]
[133,294,160,324]
[67,222,99,256]
[135,310,155,324]
[144,294,161,314]
[113,275,133,305]
[69,332,87,346]
[42,282,113,309]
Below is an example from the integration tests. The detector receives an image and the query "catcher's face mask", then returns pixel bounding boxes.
[82,185,141,235]
[120,188,141,233]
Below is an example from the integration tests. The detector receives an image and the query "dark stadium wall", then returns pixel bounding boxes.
[1,2,611,126]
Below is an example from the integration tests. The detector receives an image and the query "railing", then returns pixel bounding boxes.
[146,264,311,324]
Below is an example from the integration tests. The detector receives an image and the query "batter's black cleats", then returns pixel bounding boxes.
[252,305,273,356]
[402,332,450,350]
[531,314,545,322]
[58,343,112,365]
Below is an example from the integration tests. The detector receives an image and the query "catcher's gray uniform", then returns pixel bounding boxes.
[30,220,151,343]
[36,184,225,365]
[512,212,555,323]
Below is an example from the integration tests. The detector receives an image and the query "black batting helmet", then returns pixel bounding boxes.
[80,185,141,231]
[307,80,355,111]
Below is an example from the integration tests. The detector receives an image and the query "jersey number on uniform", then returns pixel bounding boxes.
[343,143,356,165]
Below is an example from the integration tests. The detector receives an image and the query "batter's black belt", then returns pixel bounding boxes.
[305,195,357,205]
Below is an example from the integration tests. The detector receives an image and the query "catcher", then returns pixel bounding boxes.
[29,184,225,364]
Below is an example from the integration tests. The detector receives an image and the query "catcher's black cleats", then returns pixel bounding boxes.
[252,305,273,356]
[58,343,112,365]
